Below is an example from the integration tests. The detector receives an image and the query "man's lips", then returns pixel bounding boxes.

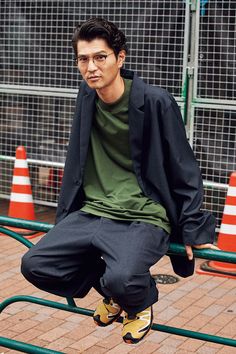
[88,76,101,80]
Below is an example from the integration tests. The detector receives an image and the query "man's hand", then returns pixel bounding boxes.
[185,243,220,261]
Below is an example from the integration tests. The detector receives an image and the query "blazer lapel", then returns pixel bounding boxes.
[79,89,96,172]
[128,73,145,188]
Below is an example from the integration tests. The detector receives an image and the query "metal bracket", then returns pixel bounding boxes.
[187,66,195,78]
[190,0,197,12]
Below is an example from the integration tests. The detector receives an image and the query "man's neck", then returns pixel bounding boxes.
[96,76,125,104]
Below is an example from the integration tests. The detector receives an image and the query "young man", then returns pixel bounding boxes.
[21,18,217,344]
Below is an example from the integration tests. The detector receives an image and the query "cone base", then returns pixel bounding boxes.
[209,260,236,272]
[8,209,35,221]
[196,261,236,279]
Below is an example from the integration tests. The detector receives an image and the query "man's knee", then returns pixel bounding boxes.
[21,249,98,298]
[101,270,150,299]
[21,250,42,283]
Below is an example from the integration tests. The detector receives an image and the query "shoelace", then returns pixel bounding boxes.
[104,300,120,313]
[125,310,150,322]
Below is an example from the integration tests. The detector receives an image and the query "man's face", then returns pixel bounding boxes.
[76,38,125,92]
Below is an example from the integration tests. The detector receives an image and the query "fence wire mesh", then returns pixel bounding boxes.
[192,106,236,227]
[0,93,74,159]
[0,92,74,204]
[197,0,236,101]
[193,107,236,184]
[0,0,188,206]
[0,159,65,205]
[0,0,187,96]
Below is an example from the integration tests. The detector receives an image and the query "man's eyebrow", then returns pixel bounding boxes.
[77,51,108,57]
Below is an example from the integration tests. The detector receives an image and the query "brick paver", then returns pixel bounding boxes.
[0,201,235,353]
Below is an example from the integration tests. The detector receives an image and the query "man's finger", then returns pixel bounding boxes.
[185,245,193,260]
[194,244,220,250]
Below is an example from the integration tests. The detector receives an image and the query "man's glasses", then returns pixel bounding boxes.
[75,52,114,68]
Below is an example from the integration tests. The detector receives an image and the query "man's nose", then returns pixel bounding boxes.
[87,59,97,71]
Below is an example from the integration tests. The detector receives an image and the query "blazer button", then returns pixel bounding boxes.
[75,179,81,185]
[62,208,68,213]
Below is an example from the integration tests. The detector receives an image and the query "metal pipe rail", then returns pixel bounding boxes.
[0,216,236,353]
[1,216,236,264]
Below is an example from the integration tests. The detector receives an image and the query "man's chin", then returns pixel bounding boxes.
[86,81,102,89]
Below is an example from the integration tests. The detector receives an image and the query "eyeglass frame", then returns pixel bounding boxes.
[74,52,115,67]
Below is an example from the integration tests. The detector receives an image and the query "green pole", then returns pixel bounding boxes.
[0,226,33,248]
[0,336,63,354]
[1,295,236,347]
[1,216,236,264]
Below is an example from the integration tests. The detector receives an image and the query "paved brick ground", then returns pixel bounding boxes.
[0,200,235,353]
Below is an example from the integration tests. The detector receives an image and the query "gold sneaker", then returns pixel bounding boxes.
[93,298,122,327]
[122,306,153,344]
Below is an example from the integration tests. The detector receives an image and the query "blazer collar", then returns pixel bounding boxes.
[79,88,96,171]
[121,69,145,187]
[121,69,145,109]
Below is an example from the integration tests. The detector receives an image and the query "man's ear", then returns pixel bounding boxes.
[118,50,126,68]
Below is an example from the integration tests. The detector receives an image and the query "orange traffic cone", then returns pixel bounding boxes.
[197,172,236,279]
[8,146,35,220]
[1,146,42,238]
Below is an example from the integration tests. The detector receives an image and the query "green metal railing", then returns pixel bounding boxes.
[0,216,236,353]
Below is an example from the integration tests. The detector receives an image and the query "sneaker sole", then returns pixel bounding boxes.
[93,309,122,327]
[123,309,153,344]
[123,325,151,344]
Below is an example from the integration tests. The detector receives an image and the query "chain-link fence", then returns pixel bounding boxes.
[0,0,188,93]
[195,0,236,103]
[191,0,236,227]
[0,0,188,205]
[0,0,236,228]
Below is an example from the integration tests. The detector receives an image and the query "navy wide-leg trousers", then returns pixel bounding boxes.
[21,211,169,315]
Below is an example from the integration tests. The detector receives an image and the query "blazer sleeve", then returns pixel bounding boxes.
[161,95,216,246]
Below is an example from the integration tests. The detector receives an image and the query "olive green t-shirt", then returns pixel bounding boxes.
[81,78,171,234]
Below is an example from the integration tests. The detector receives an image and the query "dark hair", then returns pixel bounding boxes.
[72,17,128,58]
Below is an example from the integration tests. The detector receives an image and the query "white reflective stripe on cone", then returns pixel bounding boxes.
[220,223,236,235]
[227,186,236,197]
[12,176,31,185]
[223,205,236,215]
[10,193,33,203]
[14,160,28,168]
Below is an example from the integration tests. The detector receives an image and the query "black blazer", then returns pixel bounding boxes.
[56,69,216,277]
